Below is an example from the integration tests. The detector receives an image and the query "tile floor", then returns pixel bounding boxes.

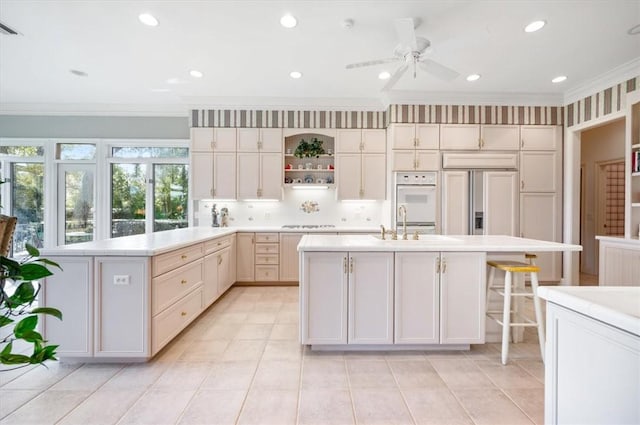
[0,286,547,425]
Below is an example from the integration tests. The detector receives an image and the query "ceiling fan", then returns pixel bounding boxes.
[345,18,460,91]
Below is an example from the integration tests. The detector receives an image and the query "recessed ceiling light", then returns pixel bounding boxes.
[524,20,546,33]
[70,69,88,77]
[138,13,159,27]
[280,14,297,28]
[552,75,567,83]
[378,71,391,80]
[466,74,481,82]
[190,70,203,78]
[289,71,302,79]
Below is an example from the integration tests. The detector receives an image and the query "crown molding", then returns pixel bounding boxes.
[182,96,386,111]
[384,90,564,106]
[0,103,189,117]
[563,57,640,105]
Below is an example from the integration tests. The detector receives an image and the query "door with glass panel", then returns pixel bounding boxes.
[10,162,45,255]
[58,164,95,245]
[153,163,188,232]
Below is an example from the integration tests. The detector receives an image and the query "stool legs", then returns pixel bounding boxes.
[501,271,512,365]
[530,271,545,362]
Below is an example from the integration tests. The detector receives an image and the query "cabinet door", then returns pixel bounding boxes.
[520,151,558,192]
[203,253,219,306]
[191,128,214,152]
[390,124,416,149]
[279,233,304,281]
[261,128,283,152]
[440,124,480,150]
[236,233,255,281]
[229,234,237,285]
[348,252,394,344]
[481,125,519,150]
[236,153,260,199]
[237,128,260,152]
[191,152,214,199]
[395,252,439,344]
[416,124,440,149]
[301,252,348,344]
[442,171,469,235]
[336,153,362,200]
[521,125,561,151]
[599,243,640,285]
[484,171,518,236]
[260,153,283,200]
[361,154,386,200]
[362,129,386,153]
[392,150,416,171]
[217,247,232,293]
[521,192,561,281]
[213,152,236,199]
[214,128,237,152]
[337,129,362,153]
[440,252,486,344]
[415,150,440,171]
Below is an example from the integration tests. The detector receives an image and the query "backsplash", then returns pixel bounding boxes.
[194,189,389,228]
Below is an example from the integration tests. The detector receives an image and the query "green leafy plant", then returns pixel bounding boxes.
[294,137,325,158]
[0,244,62,370]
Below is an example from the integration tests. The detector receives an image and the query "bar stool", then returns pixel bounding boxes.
[486,259,545,365]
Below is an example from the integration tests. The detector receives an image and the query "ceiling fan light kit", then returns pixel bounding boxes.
[345,17,460,91]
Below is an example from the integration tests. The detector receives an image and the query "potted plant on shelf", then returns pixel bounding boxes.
[294,137,326,158]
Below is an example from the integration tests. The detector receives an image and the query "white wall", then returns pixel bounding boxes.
[580,119,625,275]
[194,188,389,228]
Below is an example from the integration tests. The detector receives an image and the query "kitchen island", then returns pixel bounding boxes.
[297,234,582,350]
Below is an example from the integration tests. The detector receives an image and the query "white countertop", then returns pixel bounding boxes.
[595,235,640,246]
[297,234,583,252]
[538,286,640,336]
[40,226,379,256]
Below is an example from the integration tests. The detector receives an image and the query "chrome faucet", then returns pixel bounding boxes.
[380,224,386,240]
[398,205,408,240]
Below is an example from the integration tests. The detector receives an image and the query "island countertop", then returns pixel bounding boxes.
[297,234,583,252]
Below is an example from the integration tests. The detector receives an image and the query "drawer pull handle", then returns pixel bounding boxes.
[181,279,187,285]
[218,256,222,265]
[217,242,221,246]
[181,311,187,316]
[181,255,187,260]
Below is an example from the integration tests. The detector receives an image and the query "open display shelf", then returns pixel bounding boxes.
[284,133,335,186]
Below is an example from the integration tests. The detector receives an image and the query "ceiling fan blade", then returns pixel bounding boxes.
[395,18,418,51]
[419,59,460,81]
[345,57,402,69]
[381,63,409,91]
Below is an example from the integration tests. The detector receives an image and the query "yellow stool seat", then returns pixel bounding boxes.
[486,260,540,273]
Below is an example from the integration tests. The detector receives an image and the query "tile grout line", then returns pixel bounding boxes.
[424,356,478,425]
[343,356,359,425]
[385,356,418,425]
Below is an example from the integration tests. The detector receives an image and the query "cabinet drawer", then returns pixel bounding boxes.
[151,288,203,355]
[152,244,203,277]
[255,265,279,281]
[255,233,279,243]
[255,243,279,254]
[256,254,279,265]
[204,236,231,255]
[152,259,203,316]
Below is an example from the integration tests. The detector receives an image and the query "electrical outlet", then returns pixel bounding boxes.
[113,275,130,285]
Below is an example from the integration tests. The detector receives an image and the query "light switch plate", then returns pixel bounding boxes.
[113,275,130,285]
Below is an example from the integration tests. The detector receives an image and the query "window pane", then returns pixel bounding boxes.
[11,163,45,255]
[154,164,188,231]
[111,163,146,238]
[58,144,96,160]
[111,147,188,159]
[65,169,94,244]
[0,146,44,157]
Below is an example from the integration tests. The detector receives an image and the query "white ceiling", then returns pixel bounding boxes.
[1,0,639,115]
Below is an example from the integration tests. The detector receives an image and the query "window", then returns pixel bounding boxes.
[56,144,96,160]
[109,144,188,238]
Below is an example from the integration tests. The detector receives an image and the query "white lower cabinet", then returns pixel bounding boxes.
[236,232,255,281]
[301,250,485,346]
[279,233,304,281]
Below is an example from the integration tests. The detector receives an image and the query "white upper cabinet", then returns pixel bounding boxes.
[520,125,561,150]
[191,128,236,152]
[260,153,283,199]
[361,154,386,200]
[440,124,480,150]
[336,153,385,200]
[236,153,260,200]
[191,152,214,199]
[484,171,519,236]
[520,151,559,192]
[390,124,439,150]
[480,125,520,150]
[237,128,283,152]
[337,129,386,153]
[441,171,470,235]
[213,152,237,199]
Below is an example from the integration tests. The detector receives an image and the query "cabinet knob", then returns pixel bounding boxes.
[181,279,187,285]
[442,259,447,273]
[521,180,525,189]
[181,311,187,316]
[181,255,187,260]
[218,256,222,265]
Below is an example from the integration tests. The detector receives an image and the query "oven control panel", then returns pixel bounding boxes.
[396,172,437,185]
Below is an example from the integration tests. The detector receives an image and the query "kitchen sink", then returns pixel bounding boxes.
[373,234,463,242]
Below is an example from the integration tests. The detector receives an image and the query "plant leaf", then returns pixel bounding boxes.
[20,329,44,343]
[14,315,38,337]
[9,282,35,305]
[0,353,31,365]
[31,307,63,321]
[25,244,40,257]
[1,342,12,356]
[0,315,14,327]
[37,258,62,270]
[19,263,53,281]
